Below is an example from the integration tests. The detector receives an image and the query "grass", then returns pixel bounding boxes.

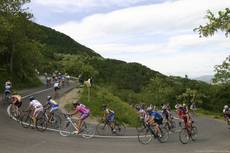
[196,108,223,119]
[78,86,139,127]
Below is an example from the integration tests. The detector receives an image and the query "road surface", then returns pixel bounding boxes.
[0,84,230,153]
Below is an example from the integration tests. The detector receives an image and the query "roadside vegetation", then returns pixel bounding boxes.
[0,1,229,123]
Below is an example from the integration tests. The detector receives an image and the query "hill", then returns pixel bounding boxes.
[194,75,213,84]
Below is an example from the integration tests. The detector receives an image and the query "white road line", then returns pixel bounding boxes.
[7,87,156,139]
[22,87,53,99]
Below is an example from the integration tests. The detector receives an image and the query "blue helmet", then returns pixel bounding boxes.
[29,96,34,101]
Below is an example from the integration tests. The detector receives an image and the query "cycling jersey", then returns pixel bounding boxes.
[30,100,42,108]
[150,111,162,120]
[48,99,59,112]
[105,108,115,122]
[54,82,59,88]
[30,100,43,118]
[4,85,12,93]
[223,108,230,118]
[76,104,90,114]
[12,95,22,108]
[75,104,90,120]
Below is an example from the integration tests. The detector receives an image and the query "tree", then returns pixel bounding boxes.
[0,0,44,81]
[194,8,230,37]
[176,88,204,105]
[194,8,230,85]
[213,55,230,84]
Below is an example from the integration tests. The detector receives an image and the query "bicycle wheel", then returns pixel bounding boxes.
[81,123,95,139]
[59,120,73,137]
[20,113,32,128]
[179,128,190,144]
[169,120,177,133]
[50,114,61,129]
[4,94,11,106]
[191,126,198,141]
[114,122,126,136]
[96,123,109,135]
[136,120,146,132]
[36,114,48,132]
[157,126,169,143]
[138,128,153,144]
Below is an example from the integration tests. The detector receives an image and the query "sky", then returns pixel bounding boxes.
[28,0,230,78]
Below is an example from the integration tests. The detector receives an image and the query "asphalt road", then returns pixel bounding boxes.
[0,84,230,153]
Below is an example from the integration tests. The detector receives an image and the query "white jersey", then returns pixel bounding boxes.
[54,82,59,87]
[30,100,42,108]
[223,108,230,113]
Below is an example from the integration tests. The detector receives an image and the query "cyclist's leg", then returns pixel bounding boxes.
[108,113,115,131]
[155,118,163,136]
[77,113,89,133]
[31,108,36,127]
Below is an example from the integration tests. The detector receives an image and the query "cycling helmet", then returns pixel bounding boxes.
[135,105,141,111]
[162,105,167,110]
[146,106,153,112]
[29,96,34,101]
[47,96,52,100]
[102,104,107,109]
[224,105,229,109]
[72,101,80,106]
[178,104,183,108]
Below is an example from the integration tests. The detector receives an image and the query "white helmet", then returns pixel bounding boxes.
[224,105,229,109]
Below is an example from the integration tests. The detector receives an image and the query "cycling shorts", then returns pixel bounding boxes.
[80,113,89,120]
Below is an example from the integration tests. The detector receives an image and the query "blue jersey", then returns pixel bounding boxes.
[150,111,162,120]
[48,99,59,107]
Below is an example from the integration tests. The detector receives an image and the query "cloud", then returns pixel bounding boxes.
[54,0,230,42]
[52,0,230,77]
[32,0,160,13]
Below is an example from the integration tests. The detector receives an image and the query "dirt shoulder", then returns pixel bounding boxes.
[57,88,98,124]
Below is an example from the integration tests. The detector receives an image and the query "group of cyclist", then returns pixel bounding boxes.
[45,72,70,89]
[3,78,230,135]
[135,102,196,137]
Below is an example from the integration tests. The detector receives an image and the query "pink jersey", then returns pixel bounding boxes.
[76,104,90,114]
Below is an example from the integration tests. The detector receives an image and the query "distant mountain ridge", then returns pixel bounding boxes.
[194,75,214,83]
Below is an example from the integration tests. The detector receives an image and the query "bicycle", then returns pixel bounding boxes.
[43,106,61,129]
[59,114,95,139]
[8,103,22,120]
[163,118,177,133]
[96,118,126,136]
[20,109,48,132]
[135,117,147,132]
[224,115,230,128]
[179,120,198,144]
[137,123,169,144]
[3,92,11,106]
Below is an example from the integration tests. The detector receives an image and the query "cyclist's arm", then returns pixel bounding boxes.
[69,109,79,116]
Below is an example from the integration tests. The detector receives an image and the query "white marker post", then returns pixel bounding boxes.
[84,78,91,102]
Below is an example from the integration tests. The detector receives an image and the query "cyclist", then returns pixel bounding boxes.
[28,96,43,127]
[44,96,59,121]
[162,104,172,122]
[46,76,52,87]
[68,101,90,134]
[102,104,116,132]
[223,105,230,123]
[11,94,22,117]
[146,107,163,137]
[136,104,146,119]
[54,81,60,91]
[177,104,192,128]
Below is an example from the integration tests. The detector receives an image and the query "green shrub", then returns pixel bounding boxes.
[79,86,139,127]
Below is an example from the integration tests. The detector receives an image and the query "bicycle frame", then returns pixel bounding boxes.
[64,115,85,133]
